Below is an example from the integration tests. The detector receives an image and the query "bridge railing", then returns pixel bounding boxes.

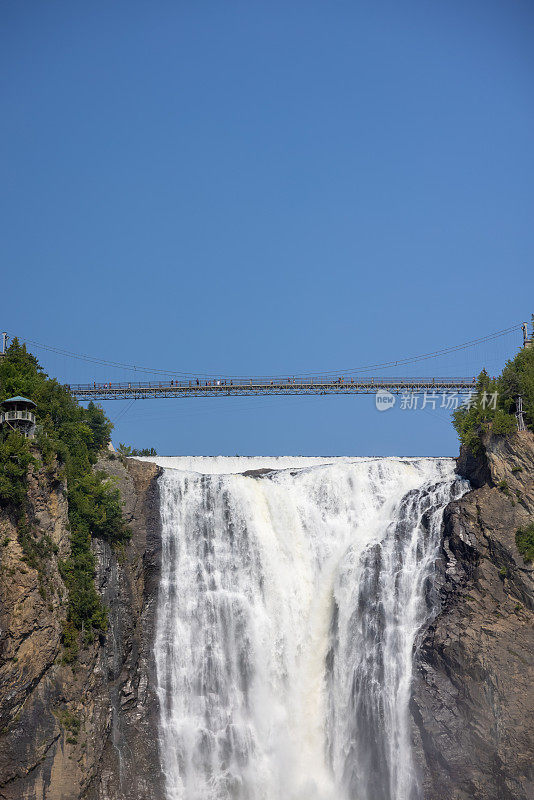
[69,376,476,391]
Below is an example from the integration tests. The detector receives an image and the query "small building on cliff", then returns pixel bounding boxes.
[0,396,37,438]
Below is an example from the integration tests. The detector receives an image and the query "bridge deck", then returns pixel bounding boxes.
[69,377,476,400]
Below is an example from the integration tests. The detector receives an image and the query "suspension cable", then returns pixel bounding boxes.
[8,323,522,380]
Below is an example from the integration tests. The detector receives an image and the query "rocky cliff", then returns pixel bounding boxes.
[412,432,534,800]
[1,438,533,800]
[0,455,164,800]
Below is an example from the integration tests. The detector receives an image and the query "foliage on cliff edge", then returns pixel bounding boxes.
[0,339,129,654]
[453,346,534,453]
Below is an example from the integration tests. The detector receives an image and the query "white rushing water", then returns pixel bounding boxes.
[152,457,466,800]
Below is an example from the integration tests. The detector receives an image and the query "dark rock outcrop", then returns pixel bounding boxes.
[412,432,534,800]
[0,455,165,800]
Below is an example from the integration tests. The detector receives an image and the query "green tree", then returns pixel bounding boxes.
[85,401,113,452]
[130,446,157,457]
[0,339,129,646]
[499,346,534,430]
[452,347,534,450]
[0,432,34,506]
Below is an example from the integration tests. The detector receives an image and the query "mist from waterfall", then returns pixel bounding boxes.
[152,456,466,800]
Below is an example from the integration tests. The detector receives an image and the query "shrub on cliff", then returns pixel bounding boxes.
[515,523,534,564]
[117,443,157,457]
[0,339,128,644]
[453,347,534,451]
[499,345,534,430]
[0,432,34,506]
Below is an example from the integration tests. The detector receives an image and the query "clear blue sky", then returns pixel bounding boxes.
[2,1,533,455]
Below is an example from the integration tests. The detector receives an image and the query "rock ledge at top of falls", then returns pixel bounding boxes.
[412,431,534,800]
[0,454,166,800]
[241,467,276,478]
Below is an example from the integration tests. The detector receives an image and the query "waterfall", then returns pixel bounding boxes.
[152,457,466,800]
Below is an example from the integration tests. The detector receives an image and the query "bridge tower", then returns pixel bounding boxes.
[522,317,533,349]
[515,396,527,433]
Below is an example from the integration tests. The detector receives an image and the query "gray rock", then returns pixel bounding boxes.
[0,455,165,800]
[412,432,534,800]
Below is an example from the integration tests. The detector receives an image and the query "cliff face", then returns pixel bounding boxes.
[1,440,533,800]
[0,455,165,800]
[412,432,534,800]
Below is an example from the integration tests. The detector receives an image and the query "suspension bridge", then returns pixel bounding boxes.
[67,376,477,401]
[1,321,530,402]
